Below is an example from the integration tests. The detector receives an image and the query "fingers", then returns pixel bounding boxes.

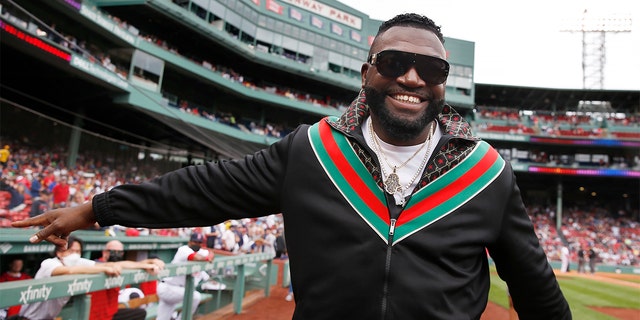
[106,266,122,276]
[29,228,51,243]
[29,230,62,246]
[45,234,69,248]
[146,265,160,275]
[152,259,165,268]
[21,203,97,247]
[106,267,121,277]
[29,226,69,247]
[14,212,60,244]
[12,215,48,228]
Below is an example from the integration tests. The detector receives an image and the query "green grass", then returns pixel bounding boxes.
[488,267,640,319]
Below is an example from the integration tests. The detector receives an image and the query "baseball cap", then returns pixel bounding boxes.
[190,232,204,243]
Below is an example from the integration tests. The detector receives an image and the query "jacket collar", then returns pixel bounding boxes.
[327,89,479,142]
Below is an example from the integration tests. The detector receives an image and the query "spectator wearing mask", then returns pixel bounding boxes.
[90,240,165,320]
[19,236,122,320]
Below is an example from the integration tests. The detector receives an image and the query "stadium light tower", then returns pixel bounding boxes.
[561,9,632,89]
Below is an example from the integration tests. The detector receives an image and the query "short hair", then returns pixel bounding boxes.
[8,257,24,264]
[54,235,83,254]
[376,13,445,45]
[105,240,124,251]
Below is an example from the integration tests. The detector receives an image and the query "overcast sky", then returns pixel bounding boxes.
[338,0,640,90]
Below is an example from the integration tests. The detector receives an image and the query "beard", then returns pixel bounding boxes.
[364,86,444,142]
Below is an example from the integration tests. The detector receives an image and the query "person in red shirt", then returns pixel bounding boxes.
[90,240,165,320]
[51,176,70,209]
[0,257,32,317]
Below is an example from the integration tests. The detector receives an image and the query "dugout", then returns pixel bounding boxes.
[0,228,188,277]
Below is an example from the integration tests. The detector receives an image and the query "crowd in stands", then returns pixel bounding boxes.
[514,150,640,171]
[475,106,640,170]
[1,142,638,268]
[174,99,291,139]
[475,106,640,139]
[0,141,288,247]
[528,204,639,268]
[0,141,177,227]
[560,206,639,267]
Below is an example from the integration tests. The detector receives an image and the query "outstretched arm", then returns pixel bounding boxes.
[11,130,297,247]
[11,202,96,248]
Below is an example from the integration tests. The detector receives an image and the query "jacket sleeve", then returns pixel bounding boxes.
[487,164,572,320]
[92,126,304,228]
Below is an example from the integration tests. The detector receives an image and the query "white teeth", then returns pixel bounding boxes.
[392,94,421,104]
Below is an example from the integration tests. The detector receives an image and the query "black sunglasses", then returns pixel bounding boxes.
[368,50,450,85]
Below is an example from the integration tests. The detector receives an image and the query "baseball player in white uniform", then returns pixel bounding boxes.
[156,232,212,320]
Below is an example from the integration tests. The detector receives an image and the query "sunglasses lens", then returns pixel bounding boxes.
[375,51,409,78]
[374,51,449,85]
[416,56,449,85]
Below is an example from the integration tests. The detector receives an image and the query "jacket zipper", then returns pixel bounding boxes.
[380,218,396,320]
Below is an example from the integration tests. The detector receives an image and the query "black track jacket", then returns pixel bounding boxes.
[93,92,571,319]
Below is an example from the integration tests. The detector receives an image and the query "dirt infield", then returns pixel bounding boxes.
[201,268,640,320]
[588,307,640,320]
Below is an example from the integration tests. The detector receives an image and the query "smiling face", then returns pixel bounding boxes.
[362,26,447,145]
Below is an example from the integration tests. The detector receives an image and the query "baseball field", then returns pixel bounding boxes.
[488,266,640,319]
[204,262,640,319]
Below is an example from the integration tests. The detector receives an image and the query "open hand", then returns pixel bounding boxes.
[11,202,97,248]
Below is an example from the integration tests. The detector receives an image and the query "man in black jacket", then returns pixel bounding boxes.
[14,13,571,319]
[274,228,287,259]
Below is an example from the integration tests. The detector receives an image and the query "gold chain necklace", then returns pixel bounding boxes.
[368,120,435,205]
